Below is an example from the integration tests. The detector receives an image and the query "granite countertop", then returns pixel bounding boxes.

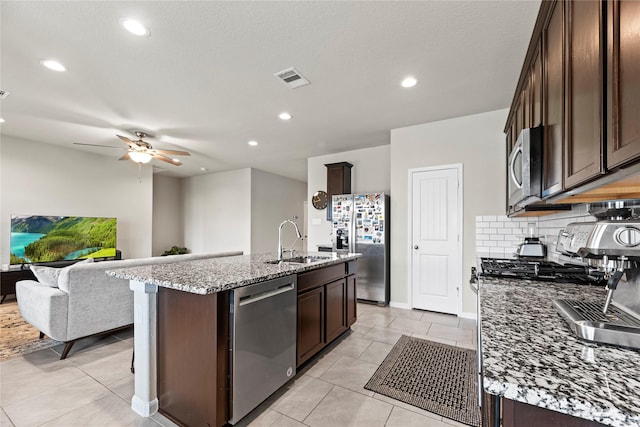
[479,276,640,427]
[106,252,360,295]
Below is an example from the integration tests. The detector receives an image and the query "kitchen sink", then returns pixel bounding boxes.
[265,255,332,265]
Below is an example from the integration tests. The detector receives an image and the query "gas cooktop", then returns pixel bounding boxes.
[479,257,607,285]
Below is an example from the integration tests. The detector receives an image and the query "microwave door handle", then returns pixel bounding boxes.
[510,146,523,189]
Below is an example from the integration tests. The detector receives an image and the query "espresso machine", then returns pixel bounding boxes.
[553,205,640,349]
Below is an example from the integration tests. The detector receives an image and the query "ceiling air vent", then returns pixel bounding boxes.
[0,90,9,99]
[274,67,310,89]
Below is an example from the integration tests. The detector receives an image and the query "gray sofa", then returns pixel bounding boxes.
[16,251,242,359]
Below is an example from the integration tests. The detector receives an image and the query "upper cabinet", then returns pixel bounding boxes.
[505,0,640,215]
[564,0,605,188]
[542,2,563,198]
[607,0,640,168]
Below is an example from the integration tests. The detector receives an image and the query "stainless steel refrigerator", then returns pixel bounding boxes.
[332,193,390,305]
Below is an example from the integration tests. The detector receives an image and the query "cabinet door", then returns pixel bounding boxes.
[297,287,325,366]
[325,278,348,343]
[523,80,531,130]
[531,39,543,128]
[607,0,640,168]
[346,275,357,327]
[542,0,564,197]
[564,0,604,188]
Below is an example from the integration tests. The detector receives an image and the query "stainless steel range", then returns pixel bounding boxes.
[553,216,640,349]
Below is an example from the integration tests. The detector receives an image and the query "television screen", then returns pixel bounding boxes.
[10,215,117,265]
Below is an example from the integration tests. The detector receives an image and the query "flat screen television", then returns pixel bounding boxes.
[10,215,117,265]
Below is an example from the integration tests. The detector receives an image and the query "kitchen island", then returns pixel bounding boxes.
[479,277,640,427]
[107,252,360,427]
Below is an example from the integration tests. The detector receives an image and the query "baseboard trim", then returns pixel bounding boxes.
[389,301,411,309]
[131,396,158,417]
[458,311,477,320]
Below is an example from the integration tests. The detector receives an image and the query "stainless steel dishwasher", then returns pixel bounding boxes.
[229,275,297,425]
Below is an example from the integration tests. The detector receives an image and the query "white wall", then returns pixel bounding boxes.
[0,135,153,262]
[182,168,252,255]
[152,175,184,256]
[390,109,508,314]
[250,169,307,254]
[307,145,390,251]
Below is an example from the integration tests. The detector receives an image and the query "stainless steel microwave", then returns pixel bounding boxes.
[508,126,543,209]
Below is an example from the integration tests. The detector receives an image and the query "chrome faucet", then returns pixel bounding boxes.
[278,218,302,261]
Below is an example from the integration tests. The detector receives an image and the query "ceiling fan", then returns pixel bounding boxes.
[74,131,190,166]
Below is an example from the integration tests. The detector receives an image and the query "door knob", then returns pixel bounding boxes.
[414,245,419,250]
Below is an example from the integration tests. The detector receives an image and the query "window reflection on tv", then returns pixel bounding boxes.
[10,215,117,265]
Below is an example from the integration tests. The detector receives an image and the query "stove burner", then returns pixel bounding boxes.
[480,258,606,285]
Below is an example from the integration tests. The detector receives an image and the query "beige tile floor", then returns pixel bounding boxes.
[0,303,477,427]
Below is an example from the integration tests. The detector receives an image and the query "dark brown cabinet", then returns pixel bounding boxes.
[564,0,605,189]
[297,286,325,366]
[157,288,229,427]
[346,274,357,327]
[506,0,640,211]
[325,278,348,343]
[325,162,353,219]
[607,0,640,169]
[542,0,564,198]
[296,261,358,367]
[502,397,604,427]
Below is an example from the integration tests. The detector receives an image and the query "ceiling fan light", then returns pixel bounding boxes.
[129,151,152,164]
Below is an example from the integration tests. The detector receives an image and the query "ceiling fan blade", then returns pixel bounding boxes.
[152,153,182,166]
[119,153,132,161]
[74,143,124,149]
[149,149,191,156]
[116,134,137,148]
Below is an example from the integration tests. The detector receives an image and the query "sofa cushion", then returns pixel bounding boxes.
[30,258,94,288]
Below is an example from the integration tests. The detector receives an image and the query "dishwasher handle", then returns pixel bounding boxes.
[238,283,295,307]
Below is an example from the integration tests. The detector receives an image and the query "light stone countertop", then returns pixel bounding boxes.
[479,276,640,427]
[106,252,360,295]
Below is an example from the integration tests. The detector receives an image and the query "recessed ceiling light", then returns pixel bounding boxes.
[401,77,418,88]
[0,118,5,123]
[200,167,207,171]
[279,112,292,120]
[121,19,150,37]
[248,140,258,146]
[40,60,66,72]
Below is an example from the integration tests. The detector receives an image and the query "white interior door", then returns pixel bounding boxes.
[410,166,461,314]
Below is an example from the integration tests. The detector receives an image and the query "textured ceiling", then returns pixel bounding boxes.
[0,1,540,182]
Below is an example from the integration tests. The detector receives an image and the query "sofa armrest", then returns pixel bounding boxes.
[15,280,69,341]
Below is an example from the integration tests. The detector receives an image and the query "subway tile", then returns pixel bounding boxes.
[489,222,503,228]
[482,215,497,221]
[489,235,504,241]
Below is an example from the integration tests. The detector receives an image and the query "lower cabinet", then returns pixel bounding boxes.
[484,393,605,427]
[325,278,348,343]
[346,274,357,327]
[157,288,229,427]
[297,286,325,366]
[296,262,357,367]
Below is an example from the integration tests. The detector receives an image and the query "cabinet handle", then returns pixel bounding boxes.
[414,245,419,250]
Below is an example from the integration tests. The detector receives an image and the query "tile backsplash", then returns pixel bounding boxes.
[476,205,594,257]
